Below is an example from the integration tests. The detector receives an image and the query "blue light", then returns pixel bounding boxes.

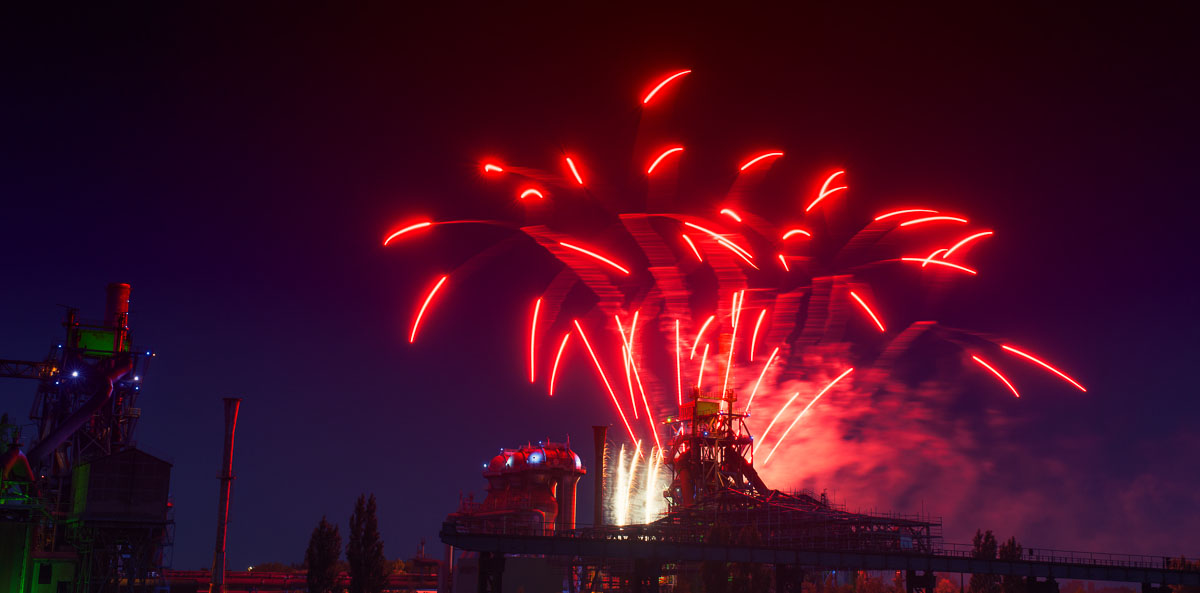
[528,452,543,464]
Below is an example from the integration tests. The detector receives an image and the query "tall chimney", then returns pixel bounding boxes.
[211,398,241,593]
[104,283,131,351]
[592,426,607,526]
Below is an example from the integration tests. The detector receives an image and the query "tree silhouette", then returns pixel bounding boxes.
[969,529,1001,593]
[305,516,342,593]
[348,493,390,593]
[998,536,1026,593]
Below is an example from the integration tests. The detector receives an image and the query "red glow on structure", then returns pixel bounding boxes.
[528,298,541,383]
[680,234,703,262]
[559,241,632,275]
[849,291,886,332]
[573,320,637,441]
[690,315,716,359]
[900,258,978,275]
[483,163,504,174]
[874,208,938,221]
[971,355,1020,398]
[383,221,433,246]
[409,275,448,343]
[549,333,571,396]
[642,70,692,105]
[1001,345,1087,392]
[674,319,683,405]
[647,147,684,174]
[750,308,767,361]
[805,171,847,212]
[899,216,968,227]
[777,254,789,271]
[564,156,585,185]
[696,343,710,388]
[746,346,779,412]
[519,188,544,200]
[763,367,854,464]
[739,151,784,171]
[942,231,995,259]
[781,228,811,240]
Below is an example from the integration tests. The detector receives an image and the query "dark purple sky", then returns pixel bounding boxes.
[2,5,1198,570]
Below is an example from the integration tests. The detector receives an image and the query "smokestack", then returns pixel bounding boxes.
[211,398,241,593]
[104,282,131,352]
[592,426,607,526]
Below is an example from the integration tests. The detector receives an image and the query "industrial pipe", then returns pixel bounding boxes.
[27,356,132,464]
[211,398,241,593]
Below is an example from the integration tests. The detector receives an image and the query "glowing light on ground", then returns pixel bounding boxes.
[642,70,691,105]
[696,343,709,388]
[805,171,847,211]
[647,147,684,174]
[573,320,637,441]
[782,228,811,239]
[900,258,978,275]
[750,308,767,361]
[559,241,632,275]
[548,333,571,396]
[739,151,784,171]
[1001,345,1087,392]
[874,208,938,221]
[720,208,743,222]
[745,346,779,412]
[680,234,703,261]
[565,156,585,185]
[483,163,504,173]
[690,315,716,359]
[383,221,432,246]
[899,216,968,227]
[942,231,995,259]
[519,188,544,199]
[849,291,886,332]
[763,367,854,464]
[971,355,1020,398]
[409,275,448,343]
[529,298,541,382]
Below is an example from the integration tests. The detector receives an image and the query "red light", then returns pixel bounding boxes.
[920,248,949,267]
[716,237,759,269]
[739,151,784,172]
[528,298,541,383]
[942,231,995,259]
[750,308,767,361]
[971,355,1020,398]
[781,228,811,240]
[548,333,571,396]
[682,222,754,260]
[559,241,632,275]
[519,188,544,200]
[1001,345,1087,392]
[564,156,584,185]
[745,346,779,412]
[573,320,637,441]
[805,171,847,212]
[642,70,692,105]
[755,390,800,454]
[680,234,703,262]
[899,216,968,227]
[777,254,789,271]
[763,367,854,464]
[483,163,504,173]
[690,315,716,359]
[695,343,710,388]
[720,208,743,222]
[383,221,433,246]
[647,147,684,174]
[874,208,938,221]
[409,275,448,343]
[849,291,886,332]
[900,258,978,275]
[674,319,682,405]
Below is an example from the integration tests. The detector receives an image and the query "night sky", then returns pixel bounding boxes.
[2,5,1198,571]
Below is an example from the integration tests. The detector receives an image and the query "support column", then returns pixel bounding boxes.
[478,552,505,593]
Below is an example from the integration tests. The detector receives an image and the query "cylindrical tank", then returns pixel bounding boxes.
[104,283,131,329]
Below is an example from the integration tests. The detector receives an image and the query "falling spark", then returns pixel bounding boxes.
[777,254,789,271]
[720,208,743,222]
[739,151,784,171]
[781,228,811,240]
[529,298,541,382]
[519,188,544,199]
[899,216,969,227]
[644,448,661,524]
[921,248,950,267]
[805,170,847,212]
[942,231,995,259]
[721,292,743,396]
[849,290,886,332]
[559,241,632,275]
[614,444,627,525]
[674,319,682,405]
[622,439,643,525]
[564,156,585,185]
[548,333,571,396]
[409,275,448,343]
[690,315,716,359]
[754,391,800,455]
[750,309,767,361]
[573,320,637,441]
[745,346,779,412]
[383,221,433,246]
[615,318,639,419]
[682,222,754,260]
[900,258,978,275]
[680,234,703,261]
[971,355,1020,398]
[763,367,855,463]
[717,238,759,269]
[642,70,691,105]
[874,208,938,221]
[483,163,504,173]
[1001,345,1087,392]
[647,147,684,174]
[696,344,710,388]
